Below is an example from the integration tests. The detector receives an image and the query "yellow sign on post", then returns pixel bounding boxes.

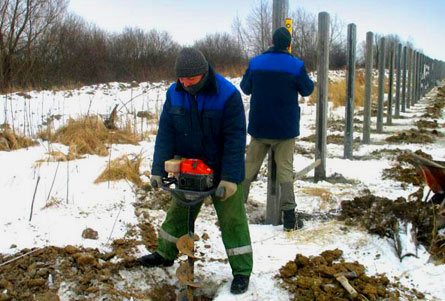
[285,18,293,53]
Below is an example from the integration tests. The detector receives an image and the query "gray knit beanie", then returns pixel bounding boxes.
[273,27,291,50]
[175,47,209,77]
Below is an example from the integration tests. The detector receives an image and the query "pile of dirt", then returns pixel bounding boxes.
[385,128,438,144]
[277,249,424,300]
[338,194,445,262]
[415,119,439,129]
[300,134,361,146]
[382,149,432,187]
[0,243,174,301]
[422,91,445,119]
[327,118,363,133]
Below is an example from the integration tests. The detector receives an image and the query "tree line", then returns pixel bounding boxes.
[0,0,412,92]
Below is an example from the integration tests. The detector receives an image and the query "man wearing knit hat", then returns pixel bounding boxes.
[241,27,314,231]
[137,47,253,295]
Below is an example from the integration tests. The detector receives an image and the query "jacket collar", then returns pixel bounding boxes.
[264,46,291,55]
[175,66,218,95]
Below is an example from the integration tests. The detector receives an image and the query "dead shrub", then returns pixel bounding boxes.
[0,128,37,151]
[309,73,370,108]
[34,149,84,166]
[38,116,139,156]
[95,153,144,187]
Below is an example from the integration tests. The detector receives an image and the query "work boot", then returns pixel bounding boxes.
[230,275,250,294]
[137,252,174,267]
[283,209,304,231]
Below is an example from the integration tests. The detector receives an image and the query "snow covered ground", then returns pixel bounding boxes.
[1,76,445,300]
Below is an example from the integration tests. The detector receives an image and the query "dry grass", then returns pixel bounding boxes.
[41,197,63,209]
[38,116,140,156]
[34,150,84,167]
[300,187,337,211]
[0,127,37,151]
[309,71,379,108]
[95,153,144,187]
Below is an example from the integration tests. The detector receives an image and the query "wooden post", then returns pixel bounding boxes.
[386,43,395,125]
[362,32,373,144]
[394,43,402,117]
[344,23,356,159]
[401,46,407,112]
[266,0,289,225]
[314,12,330,181]
[376,37,385,133]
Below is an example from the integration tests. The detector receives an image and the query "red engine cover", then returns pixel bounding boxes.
[180,159,213,175]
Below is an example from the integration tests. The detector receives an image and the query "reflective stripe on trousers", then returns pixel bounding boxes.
[159,228,179,244]
[226,245,252,256]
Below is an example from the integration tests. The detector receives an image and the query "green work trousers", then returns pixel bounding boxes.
[243,137,296,211]
[156,184,253,276]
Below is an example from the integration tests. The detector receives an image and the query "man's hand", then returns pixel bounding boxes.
[150,175,163,189]
[216,180,237,201]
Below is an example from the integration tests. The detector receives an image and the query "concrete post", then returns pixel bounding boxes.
[314,12,330,181]
[344,23,356,159]
[386,43,395,125]
[394,43,402,117]
[362,32,373,144]
[376,37,386,133]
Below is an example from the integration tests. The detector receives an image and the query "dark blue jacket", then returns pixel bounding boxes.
[241,48,314,139]
[152,68,246,183]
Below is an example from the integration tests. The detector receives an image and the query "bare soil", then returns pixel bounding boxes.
[278,249,425,300]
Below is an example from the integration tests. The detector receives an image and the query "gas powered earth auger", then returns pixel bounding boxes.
[161,158,224,301]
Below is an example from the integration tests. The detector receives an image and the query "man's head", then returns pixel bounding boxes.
[272,27,291,50]
[175,47,209,82]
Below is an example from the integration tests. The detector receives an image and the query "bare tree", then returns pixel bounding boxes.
[231,14,248,58]
[289,8,317,70]
[0,0,67,90]
[244,0,272,55]
[194,32,246,74]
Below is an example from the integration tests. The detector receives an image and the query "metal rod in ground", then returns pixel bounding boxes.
[45,161,60,203]
[394,43,402,117]
[0,248,41,268]
[314,11,330,181]
[386,43,395,125]
[376,37,386,133]
[344,23,356,159]
[362,31,373,144]
[29,176,41,222]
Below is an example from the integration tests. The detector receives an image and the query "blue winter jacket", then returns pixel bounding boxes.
[151,67,246,183]
[241,48,314,139]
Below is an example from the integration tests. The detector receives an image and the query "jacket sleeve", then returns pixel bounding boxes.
[295,63,314,97]
[220,90,246,183]
[240,66,252,95]
[151,93,175,177]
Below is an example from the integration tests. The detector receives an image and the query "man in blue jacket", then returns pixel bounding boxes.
[137,47,252,295]
[241,27,314,231]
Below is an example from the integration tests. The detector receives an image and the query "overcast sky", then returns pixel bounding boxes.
[68,0,445,61]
